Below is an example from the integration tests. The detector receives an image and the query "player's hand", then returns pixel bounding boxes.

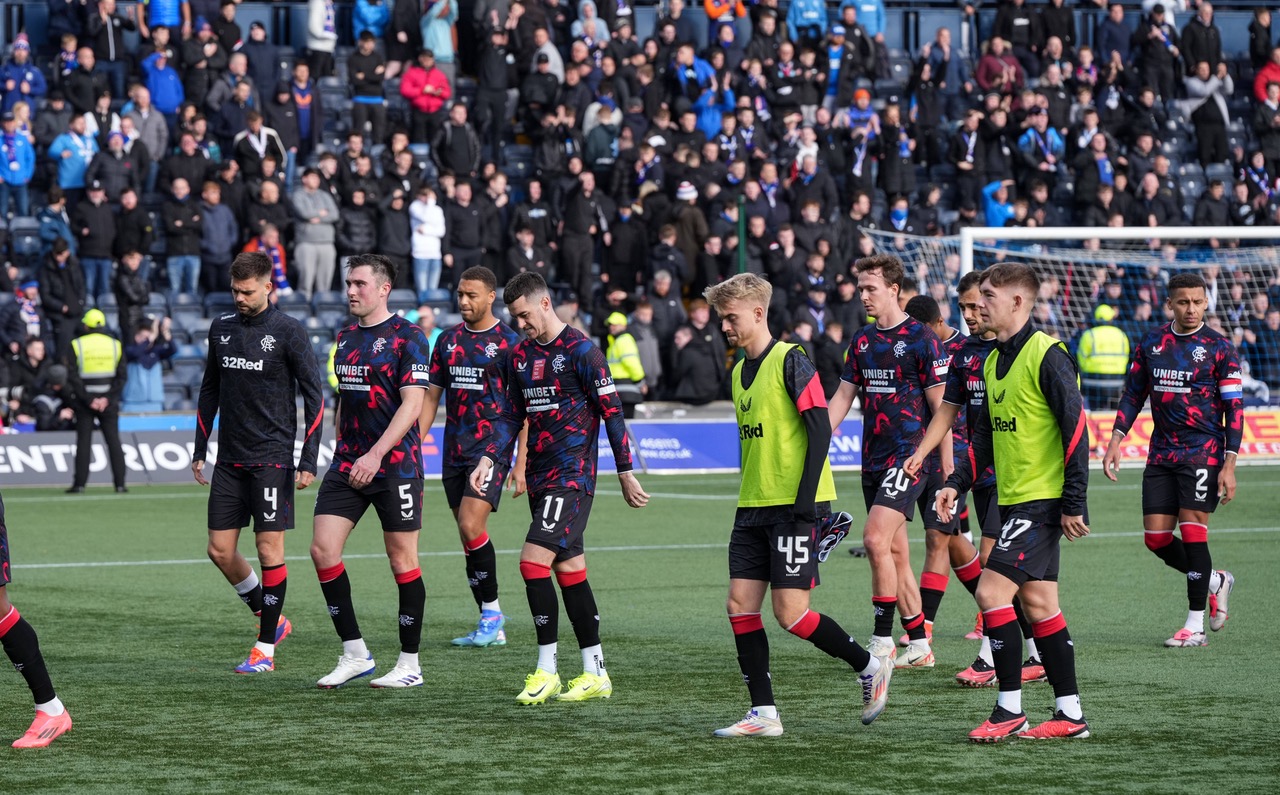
[618,471,649,508]
[935,487,959,523]
[295,470,315,490]
[1102,440,1122,482]
[1061,514,1090,541]
[507,464,527,498]
[192,459,208,486]
[1218,464,1237,505]
[903,451,925,478]
[470,458,495,495]
[348,452,380,489]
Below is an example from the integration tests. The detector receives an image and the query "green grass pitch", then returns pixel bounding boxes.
[0,466,1277,793]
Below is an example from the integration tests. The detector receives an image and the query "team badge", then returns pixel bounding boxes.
[484,342,500,358]
[552,354,567,373]
[893,341,907,358]
[373,337,386,354]
[261,334,276,352]
[1192,346,1206,363]
[532,359,546,380]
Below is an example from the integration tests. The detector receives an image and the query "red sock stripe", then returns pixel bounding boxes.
[983,606,1017,629]
[463,532,491,552]
[0,606,19,638]
[1179,522,1208,543]
[519,561,552,580]
[316,562,345,583]
[920,571,950,592]
[729,613,765,635]
[1032,612,1067,638]
[394,567,422,585]
[262,566,288,587]
[954,556,982,582]
[1145,531,1174,550]
[555,568,587,587]
[902,613,925,630]
[787,609,821,639]
[872,595,897,604]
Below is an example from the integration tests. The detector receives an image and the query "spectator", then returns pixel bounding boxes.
[231,110,286,184]
[1249,307,1280,390]
[126,86,169,189]
[162,177,202,295]
[1250,8,1272,71]
[291,167,340,296]
[385,0,425,80]
[65,47,108,116]
[71,179,116,302]
[121,315,175,412]
[1134,4,1180,103]
[6,336,52,426]
[1180,2,1224,76]
[38,187,75,256]
[290,61,325,165]
[39,237,86,357]
[198,180,237,294]
[1096,3,1132,68]
[604,311,645,417]
[787,0,826,46]
[923,26,973,122]
[306,0,339,77]
[982,178,1016,227]
[355,0,390,40]
[410,186,446,297]
[432,103,481,179]
[242,223,293,296]
[49,113,98,206]
[668,324,721,403]
[377,187,413,282]
[402,49,453,145]
[66,308,127,492]
[141,50,185,122]
[629,300,663,398]
[85,131,140,202]
[113,249,150,334]
[350,31,389,145]
[0,280,54,356]
[159,131,209,194]
[337,187,379,265]
[422,0,460,89]
[1075,303,1130,410]
[206,51,259,115]
[241,21,279,96]
[1,35,47,115]
[976,37,1024,99]
[994,0,1043,79]
[0,110,35,218]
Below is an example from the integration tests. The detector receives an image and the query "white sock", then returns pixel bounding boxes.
[1024,637,1039,660]
[870,634,893,648]
[1185,610,1205,634]
[909,637,931,652]
[1209,570,1223,592]
[753,705,779,719]
[397,651,420,671]
[342,638,370,659]
[35,697,64,717]
[859,655,881,678]
[979,636,994,666]
[233,570,260,596]
[253,641,275,657]
[481,600,501,614]
[537,642,558,674]
[962,530,974,543]
[1055,694,1083,720]
[997,689,1022,714]
[581,644,605,676]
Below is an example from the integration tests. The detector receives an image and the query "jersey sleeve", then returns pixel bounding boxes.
[1113,336,1150,437]
[1216,338,1244,456]
[577,339,634,473]
[427,329,448,389]
[193,319,222,463]
[920,332,948,390]
[485,349,528,464]
[397,323,432,390]
[942,363,966,407]
[840,336,861,385]
[784,346,833,520]
[1039,343,1089,517]
[288,321,326,474]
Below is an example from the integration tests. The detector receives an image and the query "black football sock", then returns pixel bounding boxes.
[955,555,982,597]
[466,533,500,606]
[1179,522,1212,612]
[1146,531,1189,573]
[234,569,263,616]
[462,546,482,610]
[1032,613,1081,704]
[558,570,601,649]
[317,562,362,642]
[395,568,426,654]
[984,605,1024,697]
[872,596,897,638]
[520,561,559,646]
[257,564,287,646]
[730,613,775,707]
[789,611,872,672]
[920,571,949,623]
[0,609,56,704]
[1012,596,1034,643]
[902,612,928,642]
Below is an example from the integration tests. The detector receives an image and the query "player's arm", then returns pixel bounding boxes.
[580,343,648,508]
[784,347,831,522]
[417,383,444,438]
[349,386,427,489]
[1104,338,1149,481]
[508,422,530,498]
[925,383,953,476]
[192,324,222,485]
[1217,341,1245,503]
[828,339,860,431]
[904,389,961,478]
[1040,344,1090,539]
[920,334,953,475]
[472,356,529,493]
[291,324,326,488]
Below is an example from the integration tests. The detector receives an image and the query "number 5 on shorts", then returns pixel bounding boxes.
[399,483,414,520]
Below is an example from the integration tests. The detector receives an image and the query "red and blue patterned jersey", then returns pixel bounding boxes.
[486,324,634,494]
[942,333,997,490]
[331,314,432,479]
[1114,323,1244,467]
[428,320,522,469]
[842,316,949,472]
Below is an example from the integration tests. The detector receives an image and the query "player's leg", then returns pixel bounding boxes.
[516,541,562,704]
[1176,463,1233,638]
[956,495,996,685]
[453,495,505,648]
[863,506,905,658]
[1015,579,1089,739]
[207,528,262,614]
[371,529,426,688]
[968,568,1029,742]
[233,531,289,674]
[716,575,780,736]
[311,491,375,687]
[206,467,262,617]
[0,587,72,749]
[892,523,933,668]
[552,493,612,702]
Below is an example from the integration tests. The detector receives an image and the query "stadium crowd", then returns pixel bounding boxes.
[1,0,1280,426]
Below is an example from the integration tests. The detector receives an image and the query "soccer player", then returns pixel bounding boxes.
[705,273,890,738]
[936,263,1091,742]
[192,252,325,674]
[1102,272,1240,647]
[904,275,1045,687]
[828,254,951,671]
[312,254,432,689]
[419,266,525,648]
[0,491,72,748]
[469,272,649,705]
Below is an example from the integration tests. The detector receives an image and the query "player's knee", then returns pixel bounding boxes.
[309,542,339,569]
[773,603,808,630]
[206,540,233,567]
[1144,531,1174,552]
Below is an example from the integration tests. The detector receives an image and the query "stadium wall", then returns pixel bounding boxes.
[3,412,1280,486]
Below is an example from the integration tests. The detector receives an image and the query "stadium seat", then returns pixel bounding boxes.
[174,343,204,361]
[313,290,346,313]
[186,315,214,339]
[1206,163,1233,182]
[317,310,349,330]
[1181,176,1203,198]
[203,293,235,317]
[97,293,119,309]
[388,288,418,313]
[163,383,189,405]
[1177,162,1204,179]
[9,217,40,266]
[172,359,205,388]
[276,291,310,307]
[282,304,312,323]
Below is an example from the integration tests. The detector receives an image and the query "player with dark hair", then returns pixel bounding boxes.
[937,262,1092,742]
[1103,271,1241,647]
[0,493,72,747]
[312,254,433,689]
[905,273,1044,687]
[470,272,649,705]
[829,254,951,671]
[704,273,890,738]
[193,251,326,674]
[419,266,525,648]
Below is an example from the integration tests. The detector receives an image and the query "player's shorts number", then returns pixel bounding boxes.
[398,483,414,519]
[478,465,495,490]
[263,487,278,512]
[776,535,810,565]
[1195,468,1209,500]
[997,517,1033,551]
[882,468,911,498]
[540,495,565,531]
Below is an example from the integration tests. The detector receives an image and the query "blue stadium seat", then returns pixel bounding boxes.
[174,343,204,361]
[204,293,235,317]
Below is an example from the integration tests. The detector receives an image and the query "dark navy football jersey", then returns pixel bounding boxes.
[428,320,522,469]
[942,334,997,490]
[1114,323,1244,467]
[331,314,432,479]
[487,324,634,494]
[842,316,948,472]
[194,305,325,471]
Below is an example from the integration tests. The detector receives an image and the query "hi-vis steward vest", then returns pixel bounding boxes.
[1076,324,1130,376]
[732,342,836,508]
[985,330,1070,506]
[71,333,122,395]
